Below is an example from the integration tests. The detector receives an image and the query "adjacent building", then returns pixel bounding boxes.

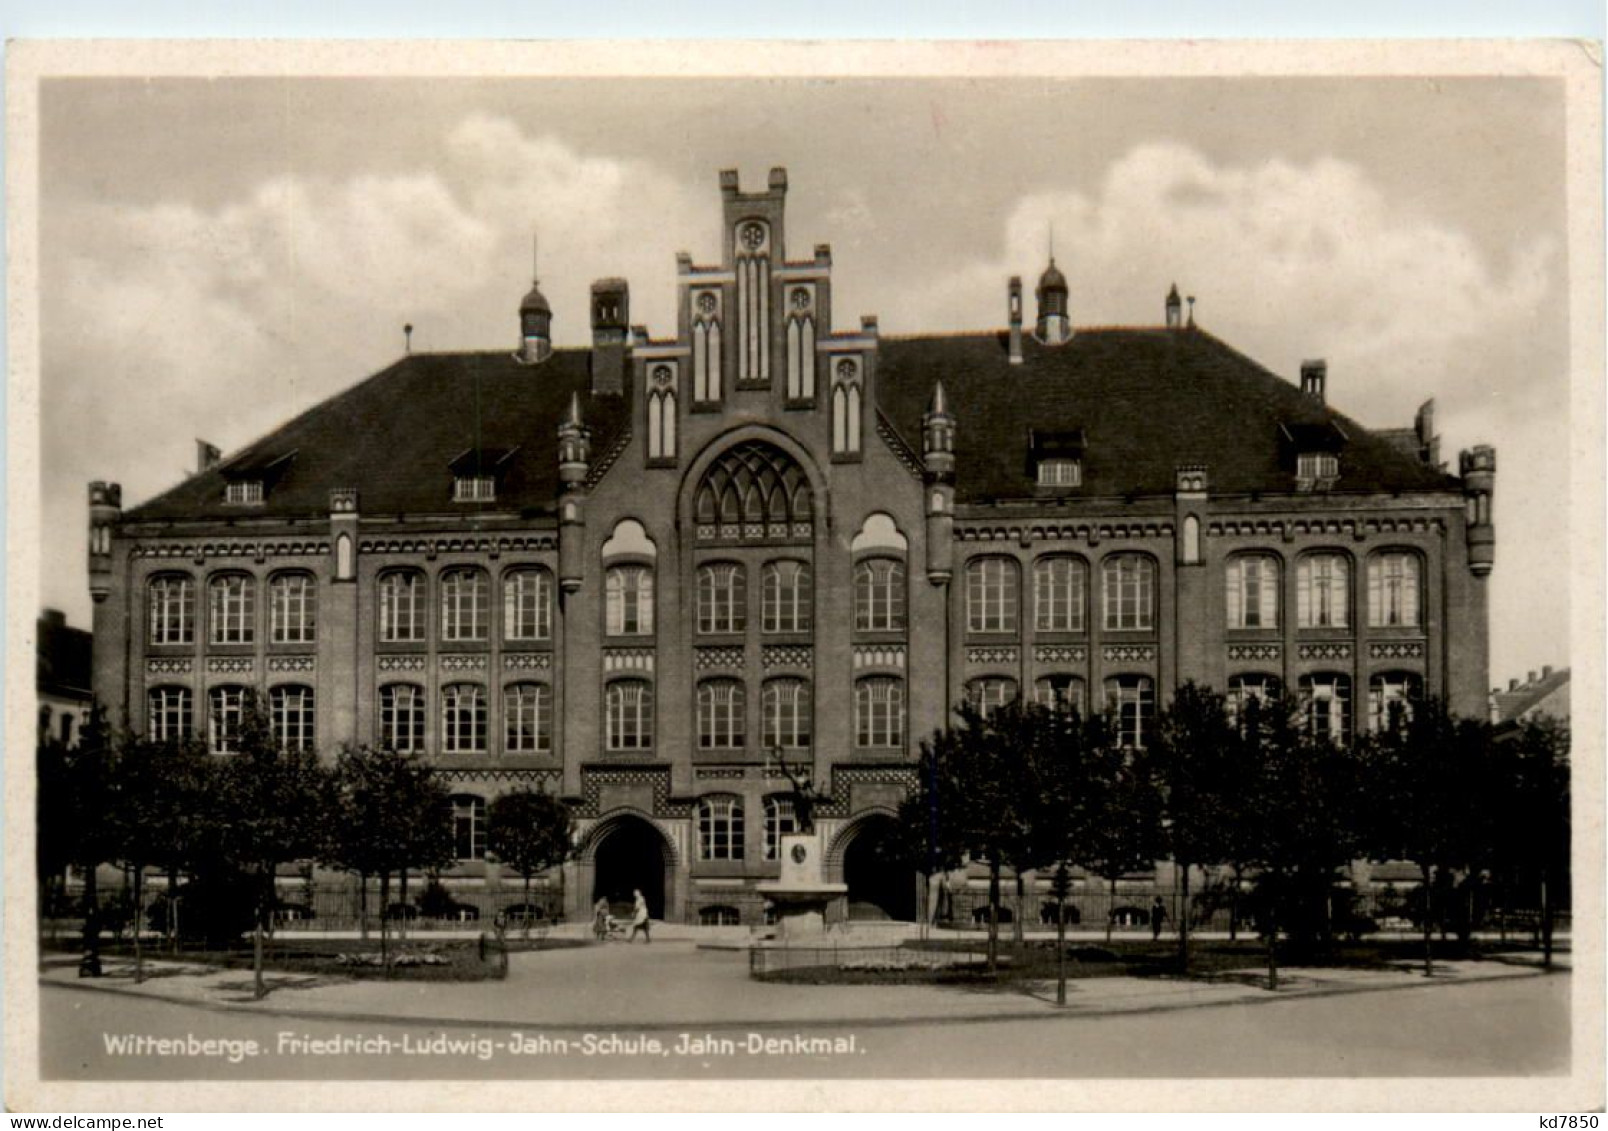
[86,166,1497,925]
[38,608,93,749]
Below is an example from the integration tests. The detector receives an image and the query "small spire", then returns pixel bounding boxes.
[532,232,539,283]
[566,390,584,428]
[928,380,948,417]
[404,323,413,354]
[1186,295,1196,328]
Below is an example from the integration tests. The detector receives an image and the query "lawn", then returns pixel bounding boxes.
[756,936,1553,987]
[47,935,584,982]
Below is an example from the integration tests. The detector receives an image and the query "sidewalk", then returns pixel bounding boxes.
[39,940,1565,1033]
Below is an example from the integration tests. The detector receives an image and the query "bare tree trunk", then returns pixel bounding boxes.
[253,870,267,1000]
[986,861,1000,974]
[358,871,369,942]
[399,868,409,942]
[1013,873,1025,949]
[379,871,391,973]
[1229,866,1240,942]
[1540,873,1554,970]
[1177,863,1192,975]
[132,867,145,984]
[1106,876,1116,944]
[523,874,533,941]
[167,865,181,953]
[1420,863,1435,978]
[1266,896,1279,991]
[1055,901,1068,1007]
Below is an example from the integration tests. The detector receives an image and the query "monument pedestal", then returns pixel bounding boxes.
[754,833,845,941]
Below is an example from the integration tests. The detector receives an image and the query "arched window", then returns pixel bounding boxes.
[694,441,814,540]
[1301,673,1352,745]
[1104,675,1155,748]
[762,678,811,748]
[269,572,318,644]
[335,532,354,580]
[646,370,677,460]
[699,905,742,926]
[786,306,816,400]
[147,686,192,743]
[1182,514,1201,565]
[855,676,905,748]
[735,220,770,383]
[1297,553,1350,629]
[606,680,653,750]
[698,794,746,861]
[440,683,487,754]
[763,795,799,860]
[605,565,655,636]
[504,682,553,752]
[832,379,863,455]
[1368,552,1422,628]
[1227,674,1282,723]
[966,676,1019,718]
[503,568,553,642]
[1102,555,1155,631]
[208,573,256,645]
[440,568,489,641]
[269,684,316,751]
[1034,556,1087,632]
[1369,672,1422,733]
[378,570,426,643]
[692,292,722,403]
[966,557,1019,633]
[855,558,906,632]
[697,563,747,635]
[208,685,249,754]
[1033,674,1085,716]
[451,795,486,860]
[697,679,747,749]
[761,560,812,633]
[379,683,425,752]
[1227,554,1281,630]
[148,574,195,646]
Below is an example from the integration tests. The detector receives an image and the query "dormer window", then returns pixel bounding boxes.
[224,480,264,505]
[1036,459,1081,487]
[1297,452,1339,481]
[1028,429,1085,490]
[454,475,496,502]
[448,446,517,504]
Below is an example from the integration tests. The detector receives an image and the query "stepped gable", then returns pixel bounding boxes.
[874,327,1459,504]
[125,350,628,521]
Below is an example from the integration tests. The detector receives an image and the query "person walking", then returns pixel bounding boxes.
[593,896,611,942]
[629,889,651,944]
[1151,895,1168,941]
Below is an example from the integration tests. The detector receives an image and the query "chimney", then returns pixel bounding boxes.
[42,607,66,630]
[590,278,630,395]
[1509,678,1519,691]
[1301,359,1327,404]
[1527,670,1537,686]
[1008,277,1023,365]
[1542,665,1553,679]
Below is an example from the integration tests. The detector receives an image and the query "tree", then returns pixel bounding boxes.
[1363,697,1491,978]
[106,734,215,981]
[1150,682,1241,973]
[213,694,335,999]
[41,705,120,974]
[1080,720,1165,944]
[326,745,456,961]
[1491,717,1569,967]
[487,786,576,935]
[1239,694,1366,989]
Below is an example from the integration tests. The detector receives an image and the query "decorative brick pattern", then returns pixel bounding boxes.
[377,654,427,672]
[205,657,254,675]
[441,654,488,672]
[576,766,691,819]
[695,647,745,670]
[1227,644,1281,662]
[811,765,918,819]
[853,645,907,670]
[267,655,316,673]
[1370,641,1425,660]
[603,649,655,674]
[1102,645,1156,663]
[503,652,553,671]
[1033,645,1086,664]
[965,646,1019,666]
[438,768,561,786]
[695,767,747,779]
[133,540,327,560]
[146,658,193,675]
[328,487,359,513]
[762,645,812,670]
[876,414,926,480]
[1298,642,1352,661]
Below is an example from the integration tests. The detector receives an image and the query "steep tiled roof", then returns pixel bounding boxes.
[874,328,1460,503]
[126,351,629,522]
[1491,668,1570,725]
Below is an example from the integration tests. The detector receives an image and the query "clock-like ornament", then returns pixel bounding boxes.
[695,292,717,315]
[790,288,811,312]
[790,843,808,865]
[739,222,767,251]
[836,359,858,381]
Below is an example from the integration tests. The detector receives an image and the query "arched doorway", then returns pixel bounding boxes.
[841,815,917,922]
[590,815,668,919]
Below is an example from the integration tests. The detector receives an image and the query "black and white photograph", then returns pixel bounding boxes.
[5,38,1602,1113]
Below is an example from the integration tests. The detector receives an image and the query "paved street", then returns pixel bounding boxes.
[40,950,1569,1080]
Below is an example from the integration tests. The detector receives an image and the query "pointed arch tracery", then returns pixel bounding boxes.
[693,440,814,543]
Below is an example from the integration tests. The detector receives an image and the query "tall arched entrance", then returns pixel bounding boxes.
[589,814,670,919]
[840,814,918,922]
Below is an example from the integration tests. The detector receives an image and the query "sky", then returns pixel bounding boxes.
[35,73,1572,686]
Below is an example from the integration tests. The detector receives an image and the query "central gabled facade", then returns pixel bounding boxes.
[87,166,1496,926]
